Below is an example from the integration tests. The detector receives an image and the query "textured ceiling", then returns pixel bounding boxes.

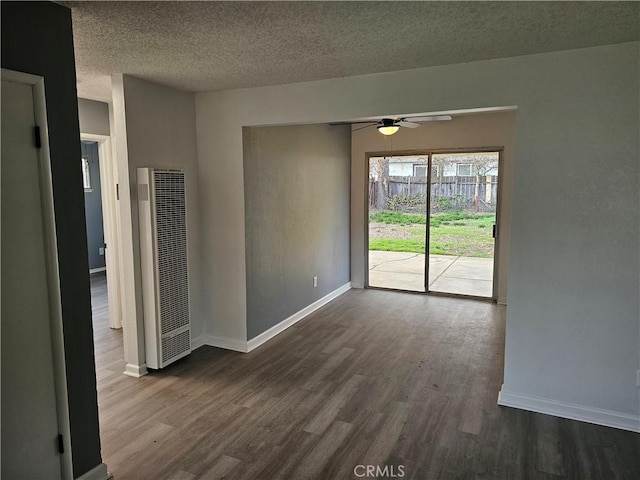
[66,1,640,102]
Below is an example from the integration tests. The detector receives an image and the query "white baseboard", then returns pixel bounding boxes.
[201,334,248,353]
[76,462,109,480]
[498,387,640,433]
[193,282,352,354]
[89,267,106,274]
[247,282,352,352]
[497,296,507,305]
[123,363,148,378]
[191,335,206,350]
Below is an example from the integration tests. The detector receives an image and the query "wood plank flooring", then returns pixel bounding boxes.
[90,273,640,479]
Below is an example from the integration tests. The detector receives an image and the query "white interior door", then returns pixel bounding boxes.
[1,77,64,479]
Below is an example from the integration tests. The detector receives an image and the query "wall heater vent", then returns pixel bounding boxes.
[138,168,190,369]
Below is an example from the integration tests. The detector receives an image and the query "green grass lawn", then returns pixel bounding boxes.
[369,211,426,225]
[369,211,495,257]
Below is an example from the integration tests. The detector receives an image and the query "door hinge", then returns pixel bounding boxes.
[116,183,119,200]
[57,434,64,454]
[492,224,497,238]
[34,126,42,149]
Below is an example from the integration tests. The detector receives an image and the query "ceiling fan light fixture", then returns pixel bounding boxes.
[377,125,399,136]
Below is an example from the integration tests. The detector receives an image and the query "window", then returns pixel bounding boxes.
[413,164,439,178]
[413,165,427,177]
[82,157,92,190]
[457,163,472,176]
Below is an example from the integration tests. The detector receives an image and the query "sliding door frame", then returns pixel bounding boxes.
[364,147,504,302]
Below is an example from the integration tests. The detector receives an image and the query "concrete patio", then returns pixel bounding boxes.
[369,250,494,297]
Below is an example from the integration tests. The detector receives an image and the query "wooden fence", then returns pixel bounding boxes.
[370,175,498,213]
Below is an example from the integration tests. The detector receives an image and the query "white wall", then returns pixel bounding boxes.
[195,42,639,428]
[352,111,516,303]
[112,75,201,374]
[78,98,110,136]
[387,162,417,176]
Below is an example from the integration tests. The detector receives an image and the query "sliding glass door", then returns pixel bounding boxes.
[367,151,500,299]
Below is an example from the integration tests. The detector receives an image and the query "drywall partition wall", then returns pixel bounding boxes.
[111,74,146,375]
[78,98,110,136]
[352,111,516,303]
[243,124,351,339]
[1,1,104,477]
[195,42,639,428]
[499,49,639,429]
[112,75,203,364]
[82,142,106,270]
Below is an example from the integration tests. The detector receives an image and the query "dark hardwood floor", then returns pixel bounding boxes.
[90,273,639,480]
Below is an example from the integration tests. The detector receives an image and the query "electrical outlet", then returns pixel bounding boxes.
[99,247,105,256]
[313,276,318,288]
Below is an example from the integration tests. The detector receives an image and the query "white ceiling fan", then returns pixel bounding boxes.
[330,115,452,135]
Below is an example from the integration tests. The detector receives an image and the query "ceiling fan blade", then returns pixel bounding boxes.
[329,120,377,126]
[352,124,377,132]
[405,115,453,122]
[397,121,421,128]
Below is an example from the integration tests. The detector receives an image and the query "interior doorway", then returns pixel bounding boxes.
[81,139,125,380]
[367,150,501,300]
[80,134,122,330]
[82,141,106,274]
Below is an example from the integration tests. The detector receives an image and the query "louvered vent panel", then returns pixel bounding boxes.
[161,330,191,364]
[154,171,190,337]
[138,167,191,369]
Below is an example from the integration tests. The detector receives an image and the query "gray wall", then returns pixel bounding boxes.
[243,124,351,339]
[82,142,105,270]
[1,1,103,477]
[503,46,639,417]
[78,98,110,136]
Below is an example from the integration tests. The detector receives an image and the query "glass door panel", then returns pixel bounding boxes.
[427,152,499,298]
[368,155,428,292]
